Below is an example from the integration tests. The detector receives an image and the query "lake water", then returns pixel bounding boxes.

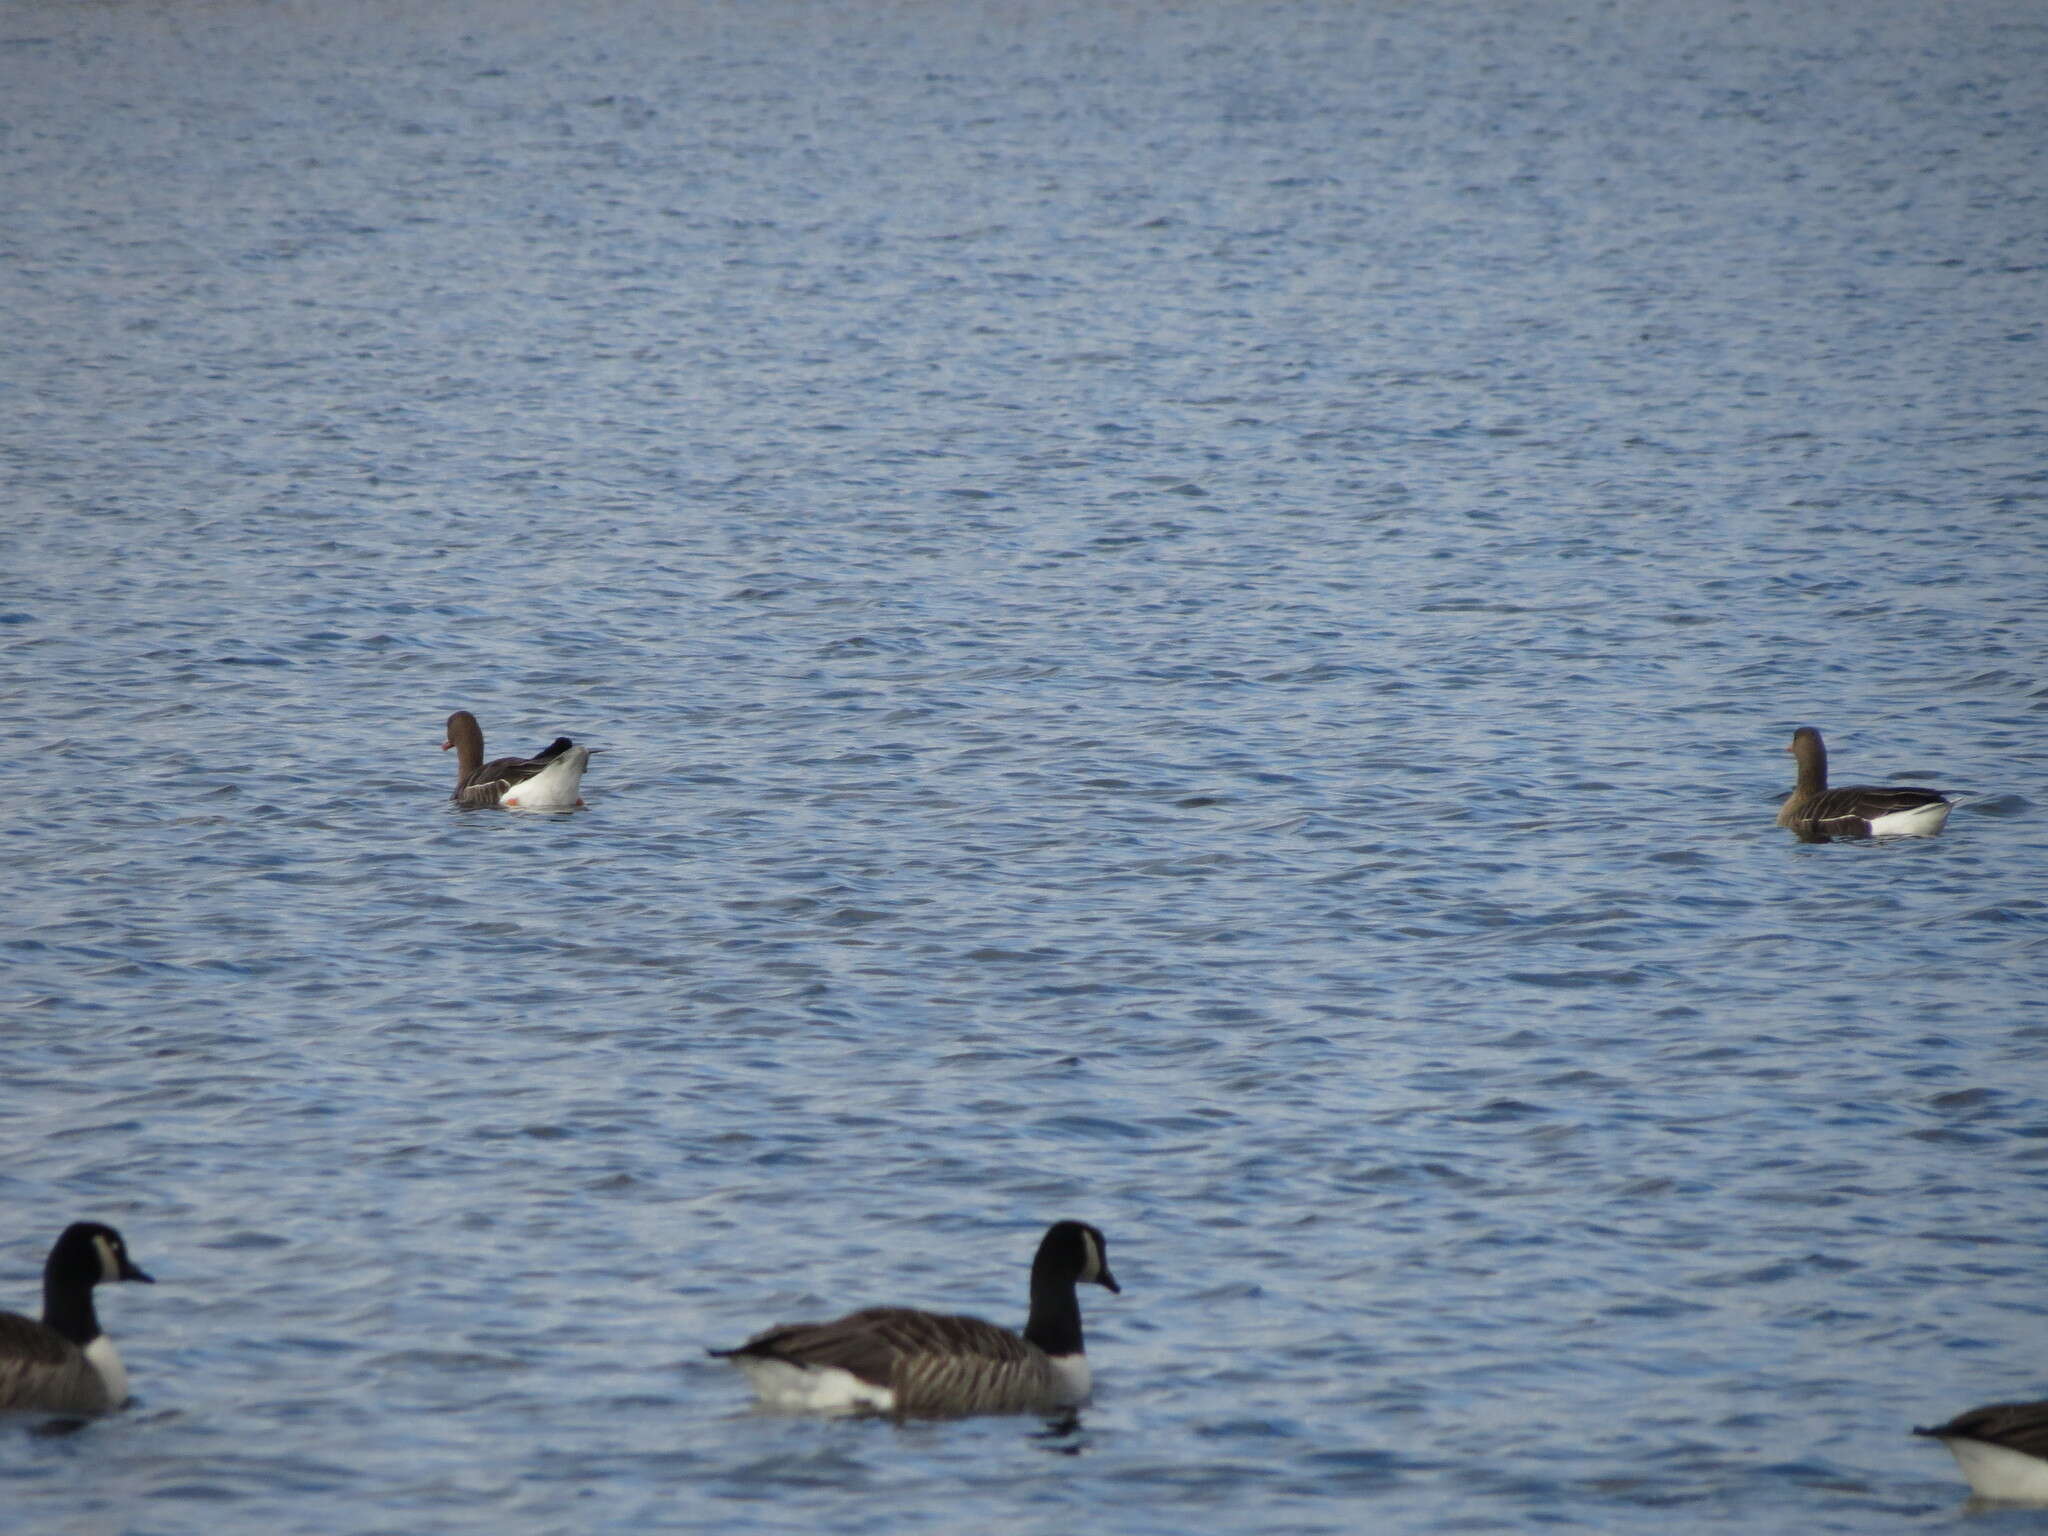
[4,0,2046,1531]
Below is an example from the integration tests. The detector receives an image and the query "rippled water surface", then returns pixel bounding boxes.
[5,1,2047,1531]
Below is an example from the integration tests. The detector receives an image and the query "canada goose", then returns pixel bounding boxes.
[1777,726,1952,840]
[712,1220,1120,1417]
[0,1222,153,1415]
[442,711,591,810]
[1916,1401,2048,1502]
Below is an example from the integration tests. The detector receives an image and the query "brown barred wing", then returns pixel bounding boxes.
[1804,785,1947,835]
[0,1313,112,1414]
[731,1307,1061,1416]
[455,753,551,807]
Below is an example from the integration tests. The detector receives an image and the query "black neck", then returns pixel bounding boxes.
[1023,1268,1085,1357]
[42,1276,101,1347]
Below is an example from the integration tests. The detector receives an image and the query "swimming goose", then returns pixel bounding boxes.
[1916,1400,2048,1502]
[712,1220,1120,1417]
[0,1222,154,1415]
[442,711,591,810]
[1776,726,1952,840]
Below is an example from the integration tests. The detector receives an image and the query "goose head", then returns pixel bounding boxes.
[1787,726,1828,786]
[49,1222,153,1291]
[1036,1220,1119,1295]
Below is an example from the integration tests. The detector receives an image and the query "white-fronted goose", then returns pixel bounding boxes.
[442,710,590,810]
[1916,1400,2048,1502]
[712,1220,1120,1417]
[1777,726,1952,840]
[0,1222,154,1415]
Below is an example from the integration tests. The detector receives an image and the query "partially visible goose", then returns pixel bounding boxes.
[0,1222,154,1415]
[1777,726,1952,840]
[711,1220,1120,1417]
[1916,1400,2048,1502]
[442,710,591,810]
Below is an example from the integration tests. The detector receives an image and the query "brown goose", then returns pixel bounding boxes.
[711,1220,1120,1417]
[1916,1400,2048,1501]
[442,711,591,810]
[0,1222,154,1415]
[1776,726,1952,840]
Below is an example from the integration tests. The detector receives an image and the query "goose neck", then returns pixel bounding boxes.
[1024,1268,1085,1358]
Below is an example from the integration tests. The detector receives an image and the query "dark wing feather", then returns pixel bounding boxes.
[721,1308,1034,1383]
[1917,1400,2048,1459]
[0,1312,110,1414]
[716,1307,1070,1415]
[1807,785,1947,826]
[455,753,553,807]
[0,1313,75,1368]
[1790,784,1948,837]
[849,1308,1040,1366]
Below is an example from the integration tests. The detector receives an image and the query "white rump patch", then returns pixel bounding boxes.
[502,747,589,812]
[730,1357,896,1416]
[1942,1437,2048,1503]
[84,1334,129,1407]
[1865,800,1952,837]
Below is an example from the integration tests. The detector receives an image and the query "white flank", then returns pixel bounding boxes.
[84,1334,129,1407]
[1865,799,1952,837]
[500,746,590,812]
[731,1357,897,1416]
[1941,1437,2048,1503]
[1045,1352,1092,1406]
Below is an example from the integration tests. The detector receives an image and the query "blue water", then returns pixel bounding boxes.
[4,0,2046,1531]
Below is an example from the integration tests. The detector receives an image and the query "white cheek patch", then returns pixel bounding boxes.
[94,1235,122,1283]
[1081,1231,1103,1283]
